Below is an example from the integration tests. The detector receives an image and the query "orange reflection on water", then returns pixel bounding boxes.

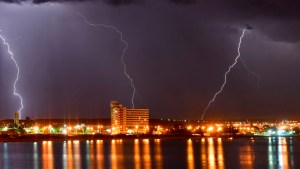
[73,141,81,169]
[217,138,224,169]
[154,139,163,169]
[200,138,224,169]
[89,140,95,169]
[111,139,124,169]
[187,139,195,169]
[239,141,254,169]
[42,141,54,169]
[201,138,207,168]
[111,140,117,169]
[67,141,73,169]
[278,137,289,169]
[143,139,151,169]
[117,139,124,168]
[208,138,215,169]
[134,139,141,169]
[96,140,104,169]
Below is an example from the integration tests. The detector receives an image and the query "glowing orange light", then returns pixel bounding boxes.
[207,126,214,132]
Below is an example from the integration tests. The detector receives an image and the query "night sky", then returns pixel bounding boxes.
[0,0,300,120]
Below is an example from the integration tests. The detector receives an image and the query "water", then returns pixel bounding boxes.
[0,137,299,169]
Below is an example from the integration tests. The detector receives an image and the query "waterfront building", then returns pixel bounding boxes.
[110,100,149,134]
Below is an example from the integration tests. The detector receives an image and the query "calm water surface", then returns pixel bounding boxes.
[0,137,299,169]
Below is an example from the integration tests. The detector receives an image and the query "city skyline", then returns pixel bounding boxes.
[1,0,300,120]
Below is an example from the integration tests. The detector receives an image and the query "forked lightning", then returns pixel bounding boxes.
[202,29,246,120]
[77,13,136,108]
[0,30,24,115]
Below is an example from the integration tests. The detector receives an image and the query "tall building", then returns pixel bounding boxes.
[14,112,19,126]
[111,100,149,134]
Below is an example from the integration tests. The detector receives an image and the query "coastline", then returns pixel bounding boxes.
[0,134,298,143]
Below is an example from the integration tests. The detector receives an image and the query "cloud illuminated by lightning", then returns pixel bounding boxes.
[77,12,136,108]
[0,30,24,115]
[201,29,246,120]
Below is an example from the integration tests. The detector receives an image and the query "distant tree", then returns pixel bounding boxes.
[223,127,239,135]
[51,126,60,134]
[18,126,27,135]
[262,125,270,130]
[193,129,204,136]
[292,127,300,135]
[170,128,192,135]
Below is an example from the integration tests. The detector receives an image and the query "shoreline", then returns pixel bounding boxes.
[0,134,299,142]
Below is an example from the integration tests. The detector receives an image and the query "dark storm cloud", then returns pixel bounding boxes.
[0,0,24,3]
[31,0,91,4]
[32,0,142,5]
[103,0,142,6]
[229,0,300,18]
[0,0,141,4]
[165,0,197,5]
[224,0,300,43]
[1,0,300,18]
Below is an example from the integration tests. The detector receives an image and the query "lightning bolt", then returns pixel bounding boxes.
[77,12,136,108]
[201,29,246,120]
[0,30,24,116]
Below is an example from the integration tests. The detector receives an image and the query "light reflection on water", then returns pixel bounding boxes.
[279,137,289,169]
[201,138,207,168]
[96,140,104,169]
[200,137,224,169]
[42,141,53,169]
[208,138,216,169]
[3,143,8,169]
[217,138,224,169]
[0,137,299,169]
[143,139,151,169]
[73,140,81,169]
[111,139,124,169]
[239,142,254,169]
[111,139,117,169]
[33,142,39,169]
[67,140,73,169]
[134,139,140,169]
[187,139,194,169]
[154,139,163,169]
[268,137,292,169]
